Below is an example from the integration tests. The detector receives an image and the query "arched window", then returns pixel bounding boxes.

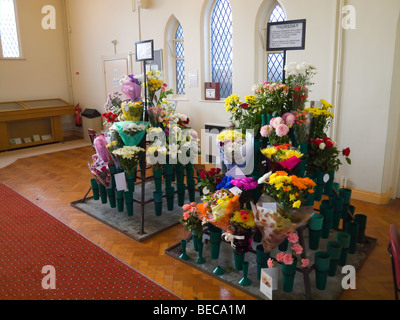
[0,0,21,58]
[267,5,286,82]
[175,24,185,95]
[210,0,232,98]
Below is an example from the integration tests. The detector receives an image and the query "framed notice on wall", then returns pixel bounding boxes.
[135,40,154,62]
[267,19,306,51]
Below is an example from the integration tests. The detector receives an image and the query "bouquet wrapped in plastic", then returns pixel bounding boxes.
[216,129,247,170]
[88,154,111,187]
[251,196,313,253]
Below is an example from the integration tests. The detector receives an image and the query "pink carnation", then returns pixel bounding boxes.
[275,124,289,137]
[267,258,274,268]
[276,252,285,262]
[301,258,310,268]
[260,125,272,137]
[291,244,303,255]
[183,211,190,220]
[288,233,299,244]
[270,117,284,129]
[282,253,294,265]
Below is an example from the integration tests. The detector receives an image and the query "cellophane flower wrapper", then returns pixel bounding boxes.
[94,135,109,163]
[251,195,313,253]
[277,156,302,170]
[121,81,142,101]
[88,155,111,188]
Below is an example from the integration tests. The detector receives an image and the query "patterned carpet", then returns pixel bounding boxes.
[0,183,180,300]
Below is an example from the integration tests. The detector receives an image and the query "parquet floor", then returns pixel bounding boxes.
[0,144,399,300]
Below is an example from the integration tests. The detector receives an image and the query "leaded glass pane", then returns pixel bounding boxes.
[0,0,20,58]
[267,5,286,82]
[175,24,185,95]
[211,0,232,98]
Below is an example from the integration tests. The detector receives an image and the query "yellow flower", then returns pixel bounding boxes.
[261,146,278,159]
[320,99,334,109]
[293,200,301,209]
[289,194,297,201]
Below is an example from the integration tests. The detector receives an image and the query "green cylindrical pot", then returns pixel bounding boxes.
[282,257,297,293]
[185,163,194,182]
[209,225,223,260]
[323,171,335,196]
[153,168,163,193]
[98,184,108,204]
[116,190,124,212]
[177,183,186,206]
[308,213,324,250]
[176,163,185,185]
[327,241,342,277]
[354,214,367,243]
[314,251,331,290]
[314,171,325,201]
[304,190,315,207]
[336,232,351,266]
[166,186,175,211]
[339,188,352,220]
[261,113,273,126]
[191,229,203,252]
[329,195,344,229]
[126,173,135,192]
[320,200,334,239]
[124,191,134,216]
[187,181,196,203]
[90,179,99,200]
[153,191,163,216]
[256,244,270,280]
[164,163,174,188]
[278,238,289,251]
[233,249,245,271]
[106,187,116,208]
[344,221,359,254]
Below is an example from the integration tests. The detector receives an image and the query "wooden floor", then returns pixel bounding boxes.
[0,144,399,300]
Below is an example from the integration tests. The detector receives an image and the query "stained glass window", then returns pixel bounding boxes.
[175,24,185,95]
[0,0,21,58]
[267,5,286,82]
[210,0,232,98]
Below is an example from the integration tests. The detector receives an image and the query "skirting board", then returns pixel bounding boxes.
[349,187,393,205]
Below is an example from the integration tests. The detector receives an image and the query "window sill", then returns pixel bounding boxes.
[198,99,225,103]
[0,57,26,61]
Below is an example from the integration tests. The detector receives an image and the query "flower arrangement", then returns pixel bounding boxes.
[227,208,256,252]
[104,91,123,118]
[224,94,262,132]
[284,61,317,87]
[105,140,121,167]
[305,99,334,139]
[147,105,168,127]
[306,137,351,176]
[112,145,145,176]
[88,154,111,187]
[197,167,224,195]
[123,123,147,136]
[180,202,203,235]
[230,177,258,191]
[262,171,316,209]
[216,129,246,169]
[291,85,309,111]
[260,113,295,145]
[120,74,142,101]
[230,209,255,229]
[121,101,143,121]
[261,144,303,171]
[275,232,309,268]
[252,81,290,115]
[292,110,311,145]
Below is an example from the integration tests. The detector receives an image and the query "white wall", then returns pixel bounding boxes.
[65,0,400,197]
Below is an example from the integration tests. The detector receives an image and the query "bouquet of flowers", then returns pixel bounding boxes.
[216,175,234,190]
[122,122,147,136]
[273,232,310,268]
[305,99,334,139]
[120,74,142,101]
[252,81,290,115]
[104,91,123,121]
[147,104,168,127]
[260,113,295,145]
[93,135,110,163]
[284,61,316,87]
[112,145,145,176]
[292,109,311,145]
[251,196,314,253]
[102,111,119,124]
[106,140,121,168]
[216,129,247,169]
[121,101,143,121]
[230,176,258,191]
[261,144,303,172]
[261,170,316,209]
[306,137,351,176]
[180,202,203,236]
[224,94,262,132]
[140,70,164,104]
[197,167,224,195]
[88,154,111,187]
[227,208,256,253]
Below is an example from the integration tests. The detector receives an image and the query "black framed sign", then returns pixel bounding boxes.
[267,19,306,51]
[135,39,154,61]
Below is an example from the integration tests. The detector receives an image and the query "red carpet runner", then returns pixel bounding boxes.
[0,184,179,300]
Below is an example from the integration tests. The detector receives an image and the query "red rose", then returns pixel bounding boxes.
[215,177,222,184]
[343,147,351,157]
[199,170,206,180]
[325,139,334,148]
[241,103,248,109]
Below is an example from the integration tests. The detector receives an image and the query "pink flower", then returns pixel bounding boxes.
[270,117,284,129]
[182,204,191,211]
[267,258,274,268]
[301,258,310,268]
[275,124,289,137]
[288,233,299,244]
[282,253,294,265]
[260,125,272,137]
[292,244,303,255]
[190,202,197,207]
[282,112,295,127]
[183,211,190,220]
[276,252,285,262]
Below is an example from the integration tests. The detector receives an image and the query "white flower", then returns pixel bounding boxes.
[203,187,210,195]
[319,142,326,150]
